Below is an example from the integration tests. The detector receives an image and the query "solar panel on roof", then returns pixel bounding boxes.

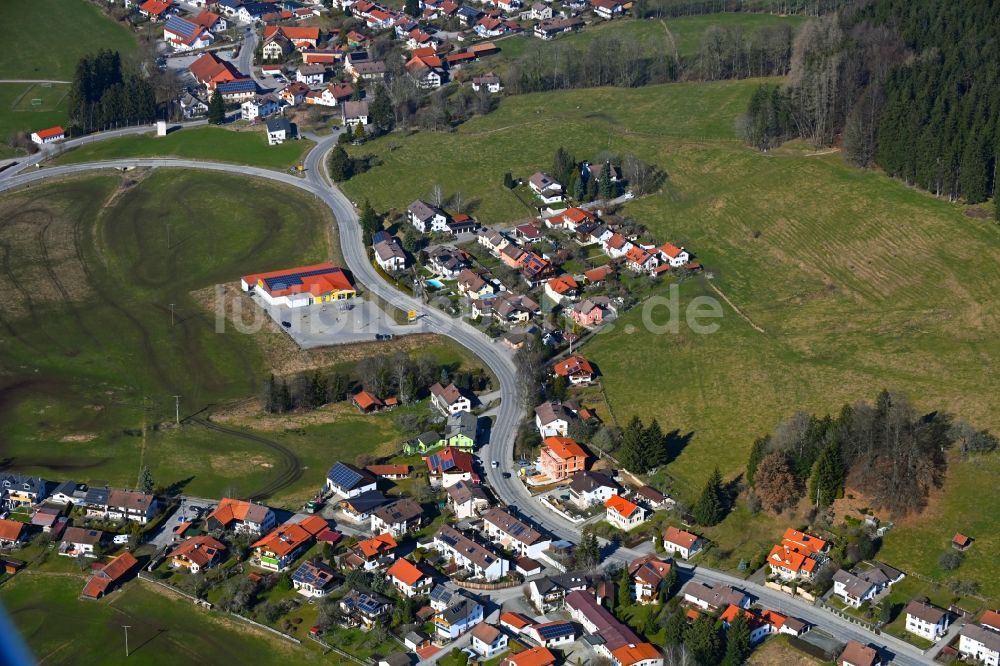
[536,622,573,639]
[263,266,342,291]
[166,16,199,38]
[327,463,364,489]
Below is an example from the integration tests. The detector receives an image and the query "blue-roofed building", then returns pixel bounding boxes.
[434,595,483,641]
[217,0,243,17]
[339,590,391,628]
[49,480,88,505]
[457,5,482,24]
[164,16,214,51]
[238,1,272,22]
[216,77,257,102]
[526,620,576,648]
[1,474,50,509]
[292,559,340,598]
[325,462,377,498]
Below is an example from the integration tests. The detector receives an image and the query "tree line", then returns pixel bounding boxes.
[67,49,157,133]
[740,0,1000,212]
[745,389,997,517]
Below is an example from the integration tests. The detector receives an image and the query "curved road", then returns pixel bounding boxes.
[0,133,934,665]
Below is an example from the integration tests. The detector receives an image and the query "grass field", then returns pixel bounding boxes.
[0,0,137,81]
[1,574,327,665]
[344,78,1000,600]
[496,12,804,62]
[0,83,71,158]
[52,126,315,171]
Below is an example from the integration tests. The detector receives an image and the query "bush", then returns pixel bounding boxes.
[939,550,964,571]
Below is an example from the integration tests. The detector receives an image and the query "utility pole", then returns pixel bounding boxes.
[173,395,181,425]
[122,625,131,658]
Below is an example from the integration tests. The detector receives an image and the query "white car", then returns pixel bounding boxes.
[112,534,129,545]
[491,460,499,469]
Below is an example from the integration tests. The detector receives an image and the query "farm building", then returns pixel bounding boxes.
[241,263,356,307]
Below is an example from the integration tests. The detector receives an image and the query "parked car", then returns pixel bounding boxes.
[112,534,129,545]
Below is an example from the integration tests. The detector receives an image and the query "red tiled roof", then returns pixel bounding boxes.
[500,611,533,629]
[242,263,354,298]
[605,494,640,519]
[34,126,65,139]
[542,436,587,461]
[353,390,383,410]
[0,520,24,542]
[356,532,398,558]
[552,355,594,378]
[140,0,173,15]
[387,558,428,586]
[366,464,409,476]
[664,526,699,549]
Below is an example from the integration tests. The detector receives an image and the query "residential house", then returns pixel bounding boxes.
[471,73,503,93]
[529,573,590,612]
[408,199,448,233]
[719,605,772,645]
[0,520,25,548]
[565,590,663,666]
[163,16,213,51]
[295,63,327,85]
[406,54,447,89]
[681,581,750,612]
[446,213,479,235]
[343,532,398,571]
[958,624,1000,666]
[904,599,950,641]
[279,81,311,105]
[569,297,614,327]
[339,491,393,524]
[535,401,575,437]
[545,206,595,231]
[435,594,484,640]
[386,557,435,597]
[456,5,483,25]
[501,648,557,666]
[544,275,579,303]
[629,555,673,604]
[1,474,49,509]
[838,640,882,666]
[350,60,388,82]
[180,92,208,118]
[624,245,660,274]
[340,590,392,628]
[189,52,242,90]
[58,527,103,558]
[663,526,704,560]
[250,515,328,571]
[534,17,583,40]
[206,498,276,536]
[430,382,472,416]
[81,552,139,599]
[326,462,378,498]
[425,447,478,488]
[471,623,509,659]
[426,246,470,277]
[832,563,904,608]
[539,436,588,481]
[370,498,424,537]
[591,0,624,19]
[262,33,293,60]
[603,232,634,259]
[292,559,340,598]
[457,269,496,299]
[105,490,159,524]
[374,236,407,272]
[192,9,226,32]
[482,508,551,558]
[478,228,511,255]
[569,470,619,508]
[264,25,321,49]
[265,117,293,145]
[500,611,534,634]
[605,495,646,531]
[527,620,576,648]
[216,78,257,103]
[365,464,410,480]
[658,243,690,268]
[241,93,281,122]
[528,172,564,204]
[431,525,509,581]
[307,82,354,107]
[521,2,552,19]
[767,528,829,581]
[139,0,174,20]
[171,535,227,573]
[446,480,490,519]
[444,411,479,450]
[487,292,540,324]
[552,354,596,385]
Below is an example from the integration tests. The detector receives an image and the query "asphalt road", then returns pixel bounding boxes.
[0,136,936,665]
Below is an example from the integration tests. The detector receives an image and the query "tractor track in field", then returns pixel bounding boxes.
[0,241,48,350]
[186,415,302,501]
[35,219,94,340]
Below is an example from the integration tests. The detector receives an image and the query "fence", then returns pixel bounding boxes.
[138,572,211,608]
[228,612,302,645]
[308,635,373,665]
[456,578,522,591]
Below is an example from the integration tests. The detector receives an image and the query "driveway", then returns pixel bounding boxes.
[146,496,218,551]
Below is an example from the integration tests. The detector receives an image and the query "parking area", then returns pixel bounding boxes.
[255,294,427,348]
[147,497,218,551]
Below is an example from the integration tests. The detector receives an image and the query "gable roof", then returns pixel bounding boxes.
[552,355,594,378]
[664,526,700,549]
[172,535,226,567]
[326,462,377,491]
[904,598,947,624]
[570,470,617,494]
[82,552,138,598]
[0,519,24,543]
[251,517,327,556]
[839,640,880,666]
[207,497,272,527]
[355,532,398,558]
[387,558,430,586]
[542,436,587,461]
[605,494,641,519]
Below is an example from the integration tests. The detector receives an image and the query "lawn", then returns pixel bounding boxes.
[496,12,804,62]
[51,126,315,171]
[0,0,137,81]
[0,574,327,665]
[343,77,1000,602]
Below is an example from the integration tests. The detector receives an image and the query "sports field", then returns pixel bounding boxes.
[52,126,315,171]
[0,0,137,81]
[343,78,1000,599]
[0,83,71,158]
[1,574,327,665]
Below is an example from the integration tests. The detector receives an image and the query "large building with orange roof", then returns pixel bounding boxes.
[552,354,596,385]
[251,516,328,571]
[241,263,356,308]
[767,528,830,580]
[539,436,588,481]
[206,497,276,536]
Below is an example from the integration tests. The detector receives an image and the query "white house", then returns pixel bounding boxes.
[58,527,103,558]
[958,624,1000,666]
[295,63,327,85]
[481,508,551,559]
[534,401,573,437]
[408,199,449,233]
[904,599,950,642]
[568,471,619,508]
[446,481,490,519]
[374,237,407,272]
[386,558,435,597]
[525,621,576,649]
[659,243,690,268]
[605,495,646,531]
[326,462,378,498]
[431,525,509,581]
[471,623,509,659]
[429,382,472,416]
[163,16,214,51]
[471,73,503,93]
[681,581,750,612]
[831,564,904,608]
[662,526,704,560]
[528,172,564,205]
[435,596,483,641]
[241,94,280,122]
[265,117,293,145]
[292,560,339,598]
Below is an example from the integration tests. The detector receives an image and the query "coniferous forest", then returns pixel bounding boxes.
[741,0,1000,209]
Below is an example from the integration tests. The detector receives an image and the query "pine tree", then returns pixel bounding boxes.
[369,84,394,134]
[328,145,354,182]
[663,608,687,646]
[722,612,752,666]
[686,615,722,665]
[359,200,381,244]
[693,466,726,526]
[140,466,155,495]
[208,89,225,124]
[618,415,646,472]
[746,436,768,487]
[617,567,632,613]
[585,173,598,201]
[573,173,586,201]
[599,172,613,200]
[809,439,844,508]
[353,122,365,141]
[642,418,666,469]
[404,0,419,17]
